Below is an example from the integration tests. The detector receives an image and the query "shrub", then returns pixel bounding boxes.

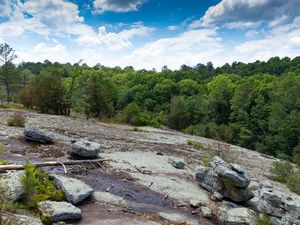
[257,215,274,225]
[292,145,300,165]
[20,162,65,208]
[286,171,300,195]
[270,160,293,183]
[0,145,6,154]
[6,112,26,127]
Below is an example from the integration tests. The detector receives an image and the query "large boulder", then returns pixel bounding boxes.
[196,157,254,203]
[50,174,93,204]
[37,201,81,222]
[224,207,257,225]
[258,181,300,221]
[1,171,24,202]
[24,126,54,144]
[68,139,100,159]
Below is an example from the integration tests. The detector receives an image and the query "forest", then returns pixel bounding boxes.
[1,43,300,165]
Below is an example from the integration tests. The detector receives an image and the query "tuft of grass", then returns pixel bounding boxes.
[128,127,148,132]
[286,171,300,195]
[257,215,274,225]
[6,112,26,127]
[20,161,65,209]
[187,140,204,149]
[0,159,9,165]
[0,145,6,154]
[270,160,293,183]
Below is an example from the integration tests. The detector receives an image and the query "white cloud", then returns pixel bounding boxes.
[191,0,300,28]
[18,43,72,63]
[93,0,145,13]
[76,24,154,51]
[167,25,180,31]
[119,29,225,69]
[0,0,11,17]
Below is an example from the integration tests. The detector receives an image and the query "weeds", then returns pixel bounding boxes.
[257,215,274,225]
[187,140,204,149]
[0,146,6,154]
[6,113,26,127]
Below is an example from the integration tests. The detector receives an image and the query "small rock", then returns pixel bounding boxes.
[263,172,277,181]
[212,192,223,201]
[156,152,164,156]
[230,163,245,174]
[1,171,24,202]
[248,181,259,191]
[68,139,100,159]
[2,213,43,225]
[93,191,127,206]
[38,201,81,222]
[173,161,185,169]
[189,198,206,208]
[201,207,212,218]
[24,126,54,144]
[281,215,300,225]
[224,207,257,225]
[50,174,93,204]
[159,212,198,225]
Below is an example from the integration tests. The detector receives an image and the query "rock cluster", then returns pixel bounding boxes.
[68,139,101,159]
[195,156,254,202]
[258,181,300,224]
[24,126,54,144]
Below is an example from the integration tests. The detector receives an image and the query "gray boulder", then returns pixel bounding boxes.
[196,157,254,203]
[1,171,24,202]
[68,139,100,159]
[281,216,300,225]
[224,207,257,225]
[37,201,81,222]
[50,174,93,204]
[24,126,53,144]
[258,181,300,221]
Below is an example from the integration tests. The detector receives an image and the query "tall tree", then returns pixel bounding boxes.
[0,43,18,102]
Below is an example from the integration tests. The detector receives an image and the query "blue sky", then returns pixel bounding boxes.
[0,0,300,69]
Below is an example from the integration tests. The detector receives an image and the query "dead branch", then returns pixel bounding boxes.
[0,159,110,172]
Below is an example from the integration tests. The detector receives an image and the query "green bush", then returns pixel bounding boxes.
[257,215,274,225]
[270,160,293,183]
[20,162,65,208]
[6,112,26,127]
[286,171,300,195]
[292,145,300,165]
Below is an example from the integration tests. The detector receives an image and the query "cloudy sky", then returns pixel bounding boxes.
[0,0,300,69]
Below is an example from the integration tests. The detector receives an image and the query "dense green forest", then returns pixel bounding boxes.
[1,43,300,164]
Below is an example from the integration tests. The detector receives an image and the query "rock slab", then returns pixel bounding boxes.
[2,213,43,225]
[1,171,24,202]
[224,207,257,225]
[38,201,81,222]
[24,126,54,144]
[69,139,100,159]
[51,174,93,204]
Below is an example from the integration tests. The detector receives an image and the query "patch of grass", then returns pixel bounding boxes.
[270,160,293,183]
[0,160,9,165]
[20,161,65,209]
[40,215,51,225]
[257,215,274,225]
[0,146,6,154]
[128,127,147,132]
[186,140,204,149]
[286,171,300,195]
[6,112,26,127]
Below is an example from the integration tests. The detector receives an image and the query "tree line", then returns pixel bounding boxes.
[1,43,300,165]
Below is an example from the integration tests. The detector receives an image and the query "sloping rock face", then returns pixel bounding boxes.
[37,201,81,222]
[224,207,257,225]
[258,181,300,222]
[24,126,54,144]
[50,174,93,204]
[1,171,24,202]
[68,139,100,159]
[195,156,254,202]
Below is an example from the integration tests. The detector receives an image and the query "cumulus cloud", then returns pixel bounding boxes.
[191,0,300,28]
[120,29,225,69]
[93,0,145,13]
[76,24,154,51]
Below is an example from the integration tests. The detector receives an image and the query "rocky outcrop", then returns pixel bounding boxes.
[24,126,54,144]
[195,157,254,202]
[37,201,81,222]
[1,171,24,202]
[258,181,300,221]
[68,139,100,159]
[50,174,93,204]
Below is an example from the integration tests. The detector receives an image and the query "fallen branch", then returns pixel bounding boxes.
[0,159,110,172]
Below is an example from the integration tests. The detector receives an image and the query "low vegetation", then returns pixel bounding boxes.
[20,162,65,209]
[257,215,274,225]
[270,160,300,194]
[6,112,26,127]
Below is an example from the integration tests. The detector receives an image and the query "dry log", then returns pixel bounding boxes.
[0,159,110,172]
